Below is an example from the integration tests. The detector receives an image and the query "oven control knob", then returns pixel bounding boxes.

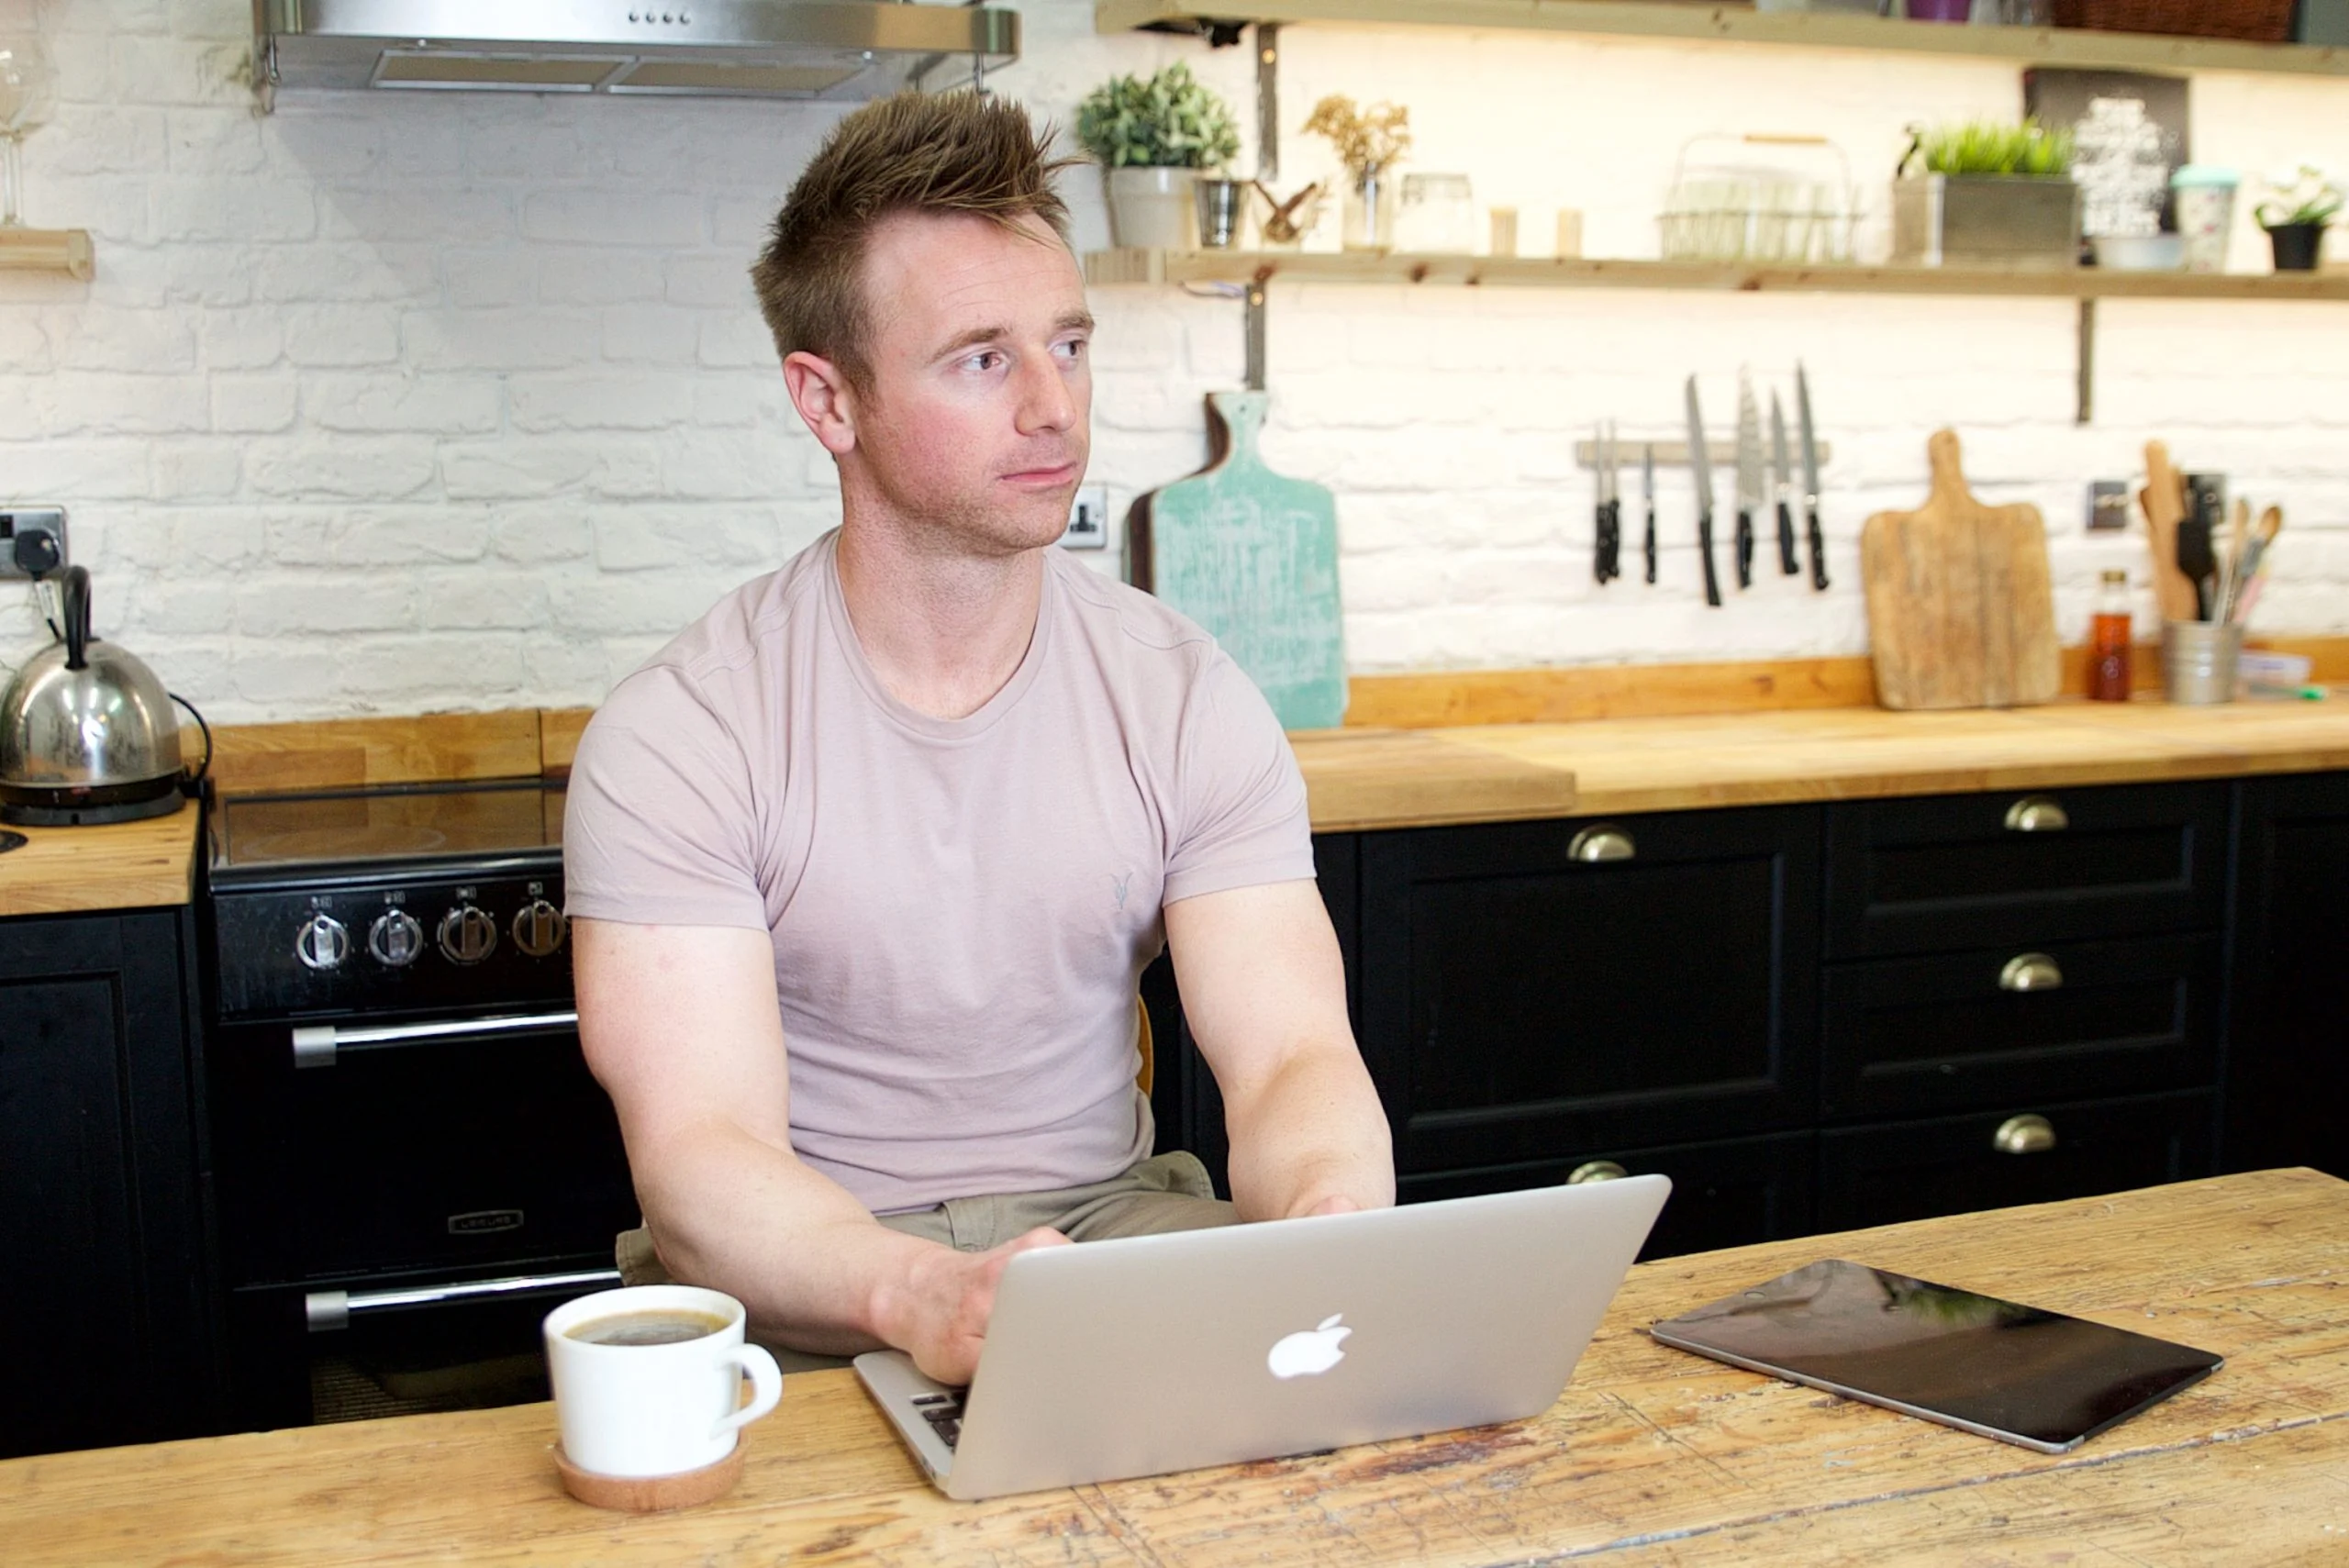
[437,905,498,965]
[511,898,568,958]
[367,909,425,967]
[294,913,350,972]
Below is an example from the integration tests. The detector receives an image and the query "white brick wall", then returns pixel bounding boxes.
[2,0,2346,721]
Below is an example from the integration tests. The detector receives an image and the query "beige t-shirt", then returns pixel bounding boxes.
[562,530,1314,1213]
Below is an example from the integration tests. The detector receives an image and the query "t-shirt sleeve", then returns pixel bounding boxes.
[1162,649,1316,905]
[562,663,772,932]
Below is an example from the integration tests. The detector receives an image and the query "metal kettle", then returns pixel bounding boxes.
[0,566,208,826]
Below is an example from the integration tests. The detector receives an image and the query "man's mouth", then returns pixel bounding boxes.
[1001,462,1080,487]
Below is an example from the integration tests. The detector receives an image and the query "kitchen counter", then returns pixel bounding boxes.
[6,1167,2342,1565]
[1299,695,2349,828]
[0,799,201,917]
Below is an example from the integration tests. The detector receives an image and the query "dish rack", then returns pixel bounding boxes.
[1658,133,1860,265]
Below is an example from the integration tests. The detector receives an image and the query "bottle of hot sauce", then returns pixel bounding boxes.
[2089,569,2132,703]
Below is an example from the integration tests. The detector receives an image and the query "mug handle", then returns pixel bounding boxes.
[713,1344,783,1438]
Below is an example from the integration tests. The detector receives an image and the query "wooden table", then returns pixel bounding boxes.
[7,1169,2344,1565]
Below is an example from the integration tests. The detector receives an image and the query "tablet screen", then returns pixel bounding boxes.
[1650,1259,2221,1453]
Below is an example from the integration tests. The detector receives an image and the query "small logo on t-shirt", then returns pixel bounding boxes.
[1111,871,1133,911]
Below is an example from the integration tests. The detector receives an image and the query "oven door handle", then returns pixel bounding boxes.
[291,1009,581,1068]
[306,1267,622,1332]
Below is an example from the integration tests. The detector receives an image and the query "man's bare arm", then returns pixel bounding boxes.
[572,917,1065,1383]
[1163,881,1396,1220]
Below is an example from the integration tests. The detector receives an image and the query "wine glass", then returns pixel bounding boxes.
[0,35,58,228]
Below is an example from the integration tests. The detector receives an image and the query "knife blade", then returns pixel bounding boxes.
[1593,421,1619,586]
[1796,361,1830,592]
[1686,377,1722,608]
[1734,370,1761,591]
[1769,391,1798,577]
[1642,441,1656,586]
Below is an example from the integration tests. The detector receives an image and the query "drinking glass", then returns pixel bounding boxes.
[0,35,58,228]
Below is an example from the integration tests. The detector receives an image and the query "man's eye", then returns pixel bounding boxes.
[964,350,1005,373]
[1054,338,1087,362]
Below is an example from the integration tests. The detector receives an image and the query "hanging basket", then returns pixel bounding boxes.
[2050,0,2292,42]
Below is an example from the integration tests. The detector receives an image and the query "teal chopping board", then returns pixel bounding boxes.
[1130,391,1347,730]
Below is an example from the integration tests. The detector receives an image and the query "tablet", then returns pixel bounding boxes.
[1650,1259,2221,1453]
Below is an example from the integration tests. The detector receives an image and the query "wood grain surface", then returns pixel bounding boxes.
[1291,727,1577,830]
[207,710,544,794]
[1861,430,2061,711]
[8,1169,2342,1567]
[0,799,198,916]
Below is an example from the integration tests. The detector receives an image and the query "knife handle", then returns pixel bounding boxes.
[1776,502,1798,576]
[1806,505,1830,592]
[1643,505,1657,585]
[1698,516,1722,607]
[1735,510,1754,590]
[1595,500,1618,584]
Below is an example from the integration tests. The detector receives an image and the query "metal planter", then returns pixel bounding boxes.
[1892,175,2081,269]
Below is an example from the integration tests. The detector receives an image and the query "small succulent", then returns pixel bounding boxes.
[1302,94,1411,178]
[2254,162,2344,228]
[1904,118,2075,180]
[1074,63,1241,171]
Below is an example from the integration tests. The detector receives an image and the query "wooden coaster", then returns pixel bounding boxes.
[554,1438,746,1512]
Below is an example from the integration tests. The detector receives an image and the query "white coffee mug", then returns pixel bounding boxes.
[543,1284,783,1478]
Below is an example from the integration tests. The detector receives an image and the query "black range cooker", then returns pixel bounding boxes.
[203,781,636,1430]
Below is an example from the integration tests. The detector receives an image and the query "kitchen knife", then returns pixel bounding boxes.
[1594,421,1620,585]
[1642,441,1657,586]
[1686,377,1723,608]
[1734,370,1761,591]
[1769,390,1799,577]
[1796,361,1830,592]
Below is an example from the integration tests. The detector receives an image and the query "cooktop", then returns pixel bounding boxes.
[209,781,567,876]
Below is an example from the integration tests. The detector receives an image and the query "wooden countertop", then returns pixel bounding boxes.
[9,1168,2343,1565]
[0,800,200,917]
[1304,695,2349,828]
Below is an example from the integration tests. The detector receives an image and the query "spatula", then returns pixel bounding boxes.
[2139,442,2199,624]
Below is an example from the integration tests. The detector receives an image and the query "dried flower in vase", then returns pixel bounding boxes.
[1301,95,1411,178]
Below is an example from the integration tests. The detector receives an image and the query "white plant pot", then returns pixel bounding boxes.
[1107,166,1197,250]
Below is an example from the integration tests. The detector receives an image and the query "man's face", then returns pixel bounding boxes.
[842,210,1092,555]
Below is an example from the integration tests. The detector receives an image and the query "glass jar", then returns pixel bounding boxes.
[1396,172,1475,255]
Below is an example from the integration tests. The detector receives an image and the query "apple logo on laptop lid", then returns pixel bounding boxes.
[1267,1314,1351,1379]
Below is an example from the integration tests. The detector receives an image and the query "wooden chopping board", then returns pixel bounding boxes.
[1860,429,2060,711]
[1128,390,1347,730]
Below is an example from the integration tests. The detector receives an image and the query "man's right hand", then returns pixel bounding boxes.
[873,1226,1072,1385]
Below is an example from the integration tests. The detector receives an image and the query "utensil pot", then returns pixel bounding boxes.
[2162,619,2242,705]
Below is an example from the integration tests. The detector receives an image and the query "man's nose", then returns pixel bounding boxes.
[1014,350,1077,435]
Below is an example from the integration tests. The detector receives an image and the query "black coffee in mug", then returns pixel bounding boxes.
[565,1307,731,1347]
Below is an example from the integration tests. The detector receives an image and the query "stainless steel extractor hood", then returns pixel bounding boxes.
[254,0,1019,103]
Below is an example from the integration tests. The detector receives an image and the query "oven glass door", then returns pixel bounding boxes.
[210,1013,639,1285]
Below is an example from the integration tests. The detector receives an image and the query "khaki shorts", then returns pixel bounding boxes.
[614,1151,1235,1372]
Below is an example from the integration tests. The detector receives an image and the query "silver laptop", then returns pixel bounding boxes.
[854,1173,1670,1500]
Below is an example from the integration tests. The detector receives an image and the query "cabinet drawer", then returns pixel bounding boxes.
[1825,782,2227,959]
[1359,806,1820,1173]
[1821,936,2220,1120]
[1400,1132,1815,1262]
[1817,1090,2214,1231]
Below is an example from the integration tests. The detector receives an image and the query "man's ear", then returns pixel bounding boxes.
[783,350,858,456]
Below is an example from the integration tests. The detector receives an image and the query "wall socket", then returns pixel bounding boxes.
[1060,484,1109,550]
[0,506,69,577]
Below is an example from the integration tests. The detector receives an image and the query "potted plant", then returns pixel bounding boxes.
[1075,63,1241,251]
[2254,163,2342,272]
[1891,119,2080,270]
[1302,95,1411,253]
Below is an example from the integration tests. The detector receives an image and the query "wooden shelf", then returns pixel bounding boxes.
[1099,0,2349,78]
[0,228,95,282]
[1085,247,2349,301]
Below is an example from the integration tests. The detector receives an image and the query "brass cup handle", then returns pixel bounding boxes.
[1569,826,1636,863]
[2004,795,2070,833]
[1565,1160,1629,1185]
[1994,1114,2057,1156]
[1999,953,2064,992]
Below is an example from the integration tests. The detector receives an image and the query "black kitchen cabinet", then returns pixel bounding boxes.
[2222,771,2349,1180]
[1357,806,1820,1176]
[1825,782,2228,959]
[0,908,220,1459]
[1817,1090,2215,1231]
[1400,1131,1816,1261]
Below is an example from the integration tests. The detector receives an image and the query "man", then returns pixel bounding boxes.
[563,90,1393,1388]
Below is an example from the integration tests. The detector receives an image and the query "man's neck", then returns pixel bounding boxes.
[834,516,1046,721]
